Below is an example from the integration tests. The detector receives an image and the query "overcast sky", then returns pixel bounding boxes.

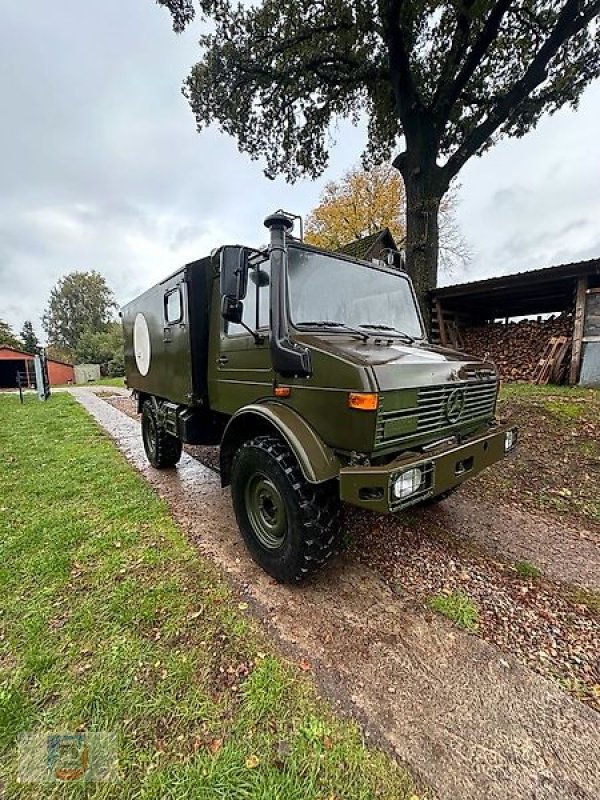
[1,1,599,338]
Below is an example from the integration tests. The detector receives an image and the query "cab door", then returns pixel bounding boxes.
[160,277,193,404]
[212,261,273,414]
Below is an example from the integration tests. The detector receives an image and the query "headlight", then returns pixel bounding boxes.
[504,428,517,452]
[393,467,424,499]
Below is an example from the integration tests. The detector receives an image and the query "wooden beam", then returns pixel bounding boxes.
[435,299,448,346]
[569,277,588,385]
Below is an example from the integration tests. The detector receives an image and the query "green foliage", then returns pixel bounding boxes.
[160,1,600,187]
[19,320,40,354]
[427,591,479,632]
[0,393,418,798]
[75,321,124,376]
[0,319,23,350]
[158,1,600,307]
[514,561,542,580]
[42,270,116,352]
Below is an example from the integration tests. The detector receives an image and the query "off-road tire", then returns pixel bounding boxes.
[141,399,182,469]
[231,434,341,583]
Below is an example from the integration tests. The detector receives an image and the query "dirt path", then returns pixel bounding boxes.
[71,388,600,800]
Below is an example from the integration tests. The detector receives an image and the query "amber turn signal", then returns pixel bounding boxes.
[274,386,291,398]
[347,392,378,411]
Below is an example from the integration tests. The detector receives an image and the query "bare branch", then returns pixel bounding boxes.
[442,0,600,181]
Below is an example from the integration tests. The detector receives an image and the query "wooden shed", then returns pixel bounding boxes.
[0,346,74,388]
[430,258,600,386]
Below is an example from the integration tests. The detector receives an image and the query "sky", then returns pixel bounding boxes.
[1,0,599,339]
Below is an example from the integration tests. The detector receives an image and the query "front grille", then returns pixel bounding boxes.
[375,379,498,448]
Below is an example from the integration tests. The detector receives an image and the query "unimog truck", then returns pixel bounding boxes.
[122,212,517,583]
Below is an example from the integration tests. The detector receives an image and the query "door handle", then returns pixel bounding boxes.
[217,355,229,365]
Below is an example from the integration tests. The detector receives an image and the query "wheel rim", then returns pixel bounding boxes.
[244,473,287,550]
[143,412,157,459]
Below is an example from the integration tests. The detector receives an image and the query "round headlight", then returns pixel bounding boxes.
[393,467,424,499]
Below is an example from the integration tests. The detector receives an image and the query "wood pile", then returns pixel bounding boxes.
[460,313,574,383]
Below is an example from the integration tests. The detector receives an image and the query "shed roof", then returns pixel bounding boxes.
[0,345,73,367]
[431,257,600,318]
[337,228,397,261]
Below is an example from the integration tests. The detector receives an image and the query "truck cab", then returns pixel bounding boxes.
[122,212,517,583]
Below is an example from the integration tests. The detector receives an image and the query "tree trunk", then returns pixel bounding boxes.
[402,171,442,335]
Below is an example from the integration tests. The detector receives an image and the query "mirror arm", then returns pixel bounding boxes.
[239,321,264,345]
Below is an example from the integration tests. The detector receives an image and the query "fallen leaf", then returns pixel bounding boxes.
[298,658,311,672]
[245,754,260,769]
[238,602,248,610]
[208,738,222,756]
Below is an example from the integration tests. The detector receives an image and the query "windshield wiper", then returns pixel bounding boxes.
[358,324,415,343]
[297,320,369,342]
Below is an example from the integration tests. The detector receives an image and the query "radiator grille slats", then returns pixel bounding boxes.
[375,380,497,447]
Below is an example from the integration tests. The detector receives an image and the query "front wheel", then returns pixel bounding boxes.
[231,435,341,583]
[141,399,182,469]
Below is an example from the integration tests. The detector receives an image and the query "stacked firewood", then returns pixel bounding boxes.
[461,313,574,382]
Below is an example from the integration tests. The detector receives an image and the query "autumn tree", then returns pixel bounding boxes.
[42,271,116,354]
[305,163,471,273]
[20,321,41,354]
[0,319,23,350]
[156,0,600,315]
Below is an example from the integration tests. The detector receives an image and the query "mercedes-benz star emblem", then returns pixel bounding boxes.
[445,387,466,423]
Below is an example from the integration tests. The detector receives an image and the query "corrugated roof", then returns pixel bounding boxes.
[432,257,600,298]
[0,344,73,366]
[431,257,600,318]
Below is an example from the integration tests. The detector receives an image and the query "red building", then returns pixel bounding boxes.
[0,346,75,388]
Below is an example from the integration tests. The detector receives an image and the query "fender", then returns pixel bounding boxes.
[219,401,340,486]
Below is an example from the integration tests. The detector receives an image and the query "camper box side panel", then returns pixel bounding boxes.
[122,266,194,405]
[187,256,214,403]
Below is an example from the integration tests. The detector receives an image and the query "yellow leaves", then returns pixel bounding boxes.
[245,754,260,769]
[305,163,406,251]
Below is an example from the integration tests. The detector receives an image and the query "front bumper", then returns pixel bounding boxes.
[339,424,517,513]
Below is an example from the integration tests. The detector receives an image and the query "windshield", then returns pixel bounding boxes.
[287,247,423,338]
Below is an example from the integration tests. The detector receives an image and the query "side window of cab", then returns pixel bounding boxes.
[227,262,270,336]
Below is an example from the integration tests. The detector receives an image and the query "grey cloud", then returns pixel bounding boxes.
[1,1,599,336]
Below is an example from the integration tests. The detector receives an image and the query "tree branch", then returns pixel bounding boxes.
[442,0,600,182]
[379,0,423,131]
[433,0,514,128]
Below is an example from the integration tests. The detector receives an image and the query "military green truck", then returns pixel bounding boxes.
[122,212,517,583]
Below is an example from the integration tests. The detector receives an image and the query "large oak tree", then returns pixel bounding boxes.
[156,0,600,314]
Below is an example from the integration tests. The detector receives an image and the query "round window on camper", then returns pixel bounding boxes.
[133,313,151,376]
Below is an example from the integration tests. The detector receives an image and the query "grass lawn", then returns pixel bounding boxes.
[85,377,126,387]
[56,377,126,388]
[0,394,418,799]
[469,383,600,523]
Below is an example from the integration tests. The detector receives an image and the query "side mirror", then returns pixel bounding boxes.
[220,246,249,300]
[221,295,243,324]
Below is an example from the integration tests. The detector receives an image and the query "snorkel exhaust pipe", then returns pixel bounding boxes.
[264,212,312,378]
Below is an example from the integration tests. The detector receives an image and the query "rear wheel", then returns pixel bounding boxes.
[141,399,182,469]
[231,435,341,583]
